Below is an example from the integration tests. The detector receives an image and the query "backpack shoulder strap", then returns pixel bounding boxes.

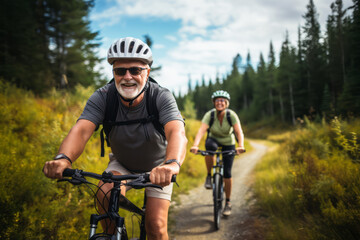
[206,109,215,137]
[100,79,119,157]
[209,109,215,128]
[226,109,239,143]
[146,77,165,138]
[226,109,232,126]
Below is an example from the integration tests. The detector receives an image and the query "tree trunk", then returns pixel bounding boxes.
[279,91,285,122]
[269,89,274,116]
[289,81,296,125]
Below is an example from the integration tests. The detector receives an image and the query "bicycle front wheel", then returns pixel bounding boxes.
[213,173,223,230]
[89,233,112,240]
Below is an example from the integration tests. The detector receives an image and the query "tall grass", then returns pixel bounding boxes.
[253,117,360,240]
[0,80,251,239]
[0,80,100,239]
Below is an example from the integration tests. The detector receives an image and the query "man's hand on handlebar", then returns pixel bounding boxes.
[150,163,179,187]
[43,159,72,179]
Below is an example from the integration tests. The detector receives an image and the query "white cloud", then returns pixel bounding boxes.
[153,43,165,49]
[92,0,354,93]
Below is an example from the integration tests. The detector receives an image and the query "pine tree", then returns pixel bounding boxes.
[241,52,254,110]
[0,0,102,94]
[295,26,309,117]
[225,54,242,112]
[326,0,351,112]
[278,31,298,124]
[0,0,53,93]
[302,0,328,117]
[267,41,276,116]
[251,53,268,119]
[338,0,360,116]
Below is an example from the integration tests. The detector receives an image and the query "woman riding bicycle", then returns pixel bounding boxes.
[190,90,245,216]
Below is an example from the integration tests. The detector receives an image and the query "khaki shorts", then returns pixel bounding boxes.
[105,153,173,201]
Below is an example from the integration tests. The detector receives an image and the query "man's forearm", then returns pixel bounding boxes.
[57,120,96,162]
[164,122,187,165]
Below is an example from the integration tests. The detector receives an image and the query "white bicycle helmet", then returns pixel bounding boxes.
[211,90,230,101]
[107,37,153,66]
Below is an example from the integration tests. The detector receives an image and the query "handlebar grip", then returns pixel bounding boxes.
[143,174,177,183]
[63,168,76,177]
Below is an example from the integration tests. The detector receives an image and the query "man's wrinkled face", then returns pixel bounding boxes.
[112,60,150,100]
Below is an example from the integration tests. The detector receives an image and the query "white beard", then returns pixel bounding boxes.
[115,79,146,99]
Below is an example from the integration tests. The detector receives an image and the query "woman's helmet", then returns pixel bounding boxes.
[211,90,230,101]
[107,37,153,66]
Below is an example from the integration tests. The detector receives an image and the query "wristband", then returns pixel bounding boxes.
[164,159,181,169]
[54,153,72,165]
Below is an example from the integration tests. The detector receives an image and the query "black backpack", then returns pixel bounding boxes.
[99,77,165,157]
[207,109,238,142]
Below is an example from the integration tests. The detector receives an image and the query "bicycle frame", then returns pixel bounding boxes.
[212,151,224,230]
[194,149,236,230]
[88,181,147,240]
[212,151,224,176]
[60,169,175,240]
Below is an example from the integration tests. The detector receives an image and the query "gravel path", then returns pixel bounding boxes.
[170,141,268,240]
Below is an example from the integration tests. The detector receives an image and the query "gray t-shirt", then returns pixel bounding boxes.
[78,81,184,172]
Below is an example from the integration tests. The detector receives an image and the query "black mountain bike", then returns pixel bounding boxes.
[195,149,237,230]
[60,168,176,240]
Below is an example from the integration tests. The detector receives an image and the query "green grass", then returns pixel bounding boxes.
[253,117,360,240]
[9,79,359,239]
[0,80,252,239]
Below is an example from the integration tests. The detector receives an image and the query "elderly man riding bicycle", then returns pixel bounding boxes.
[43,37,187,240]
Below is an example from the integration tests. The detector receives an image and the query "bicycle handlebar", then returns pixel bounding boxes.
[61,168,177,189]
[193,149,241,156]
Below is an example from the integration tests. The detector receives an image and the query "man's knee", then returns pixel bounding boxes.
[146,217,167,238]
[145,197,170,239]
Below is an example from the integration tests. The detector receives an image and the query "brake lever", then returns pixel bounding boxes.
[57,174,89,185]
[57,178,88,185]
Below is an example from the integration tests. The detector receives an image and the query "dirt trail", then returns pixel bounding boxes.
[170,141,268,240]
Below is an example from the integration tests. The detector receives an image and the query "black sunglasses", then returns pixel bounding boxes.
[113,67,148,76]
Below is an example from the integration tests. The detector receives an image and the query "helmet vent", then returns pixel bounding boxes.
[107,37,153,66]
[136,45,143,53]
[120,41,125,53]
[129,41,135,53]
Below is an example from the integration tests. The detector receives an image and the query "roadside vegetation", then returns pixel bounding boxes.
[1,0,359,238]
[253,117,360,240]
[0,80,249,239]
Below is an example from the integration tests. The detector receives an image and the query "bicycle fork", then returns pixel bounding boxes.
[89,214,125,239]
[212,161,224,202]
[89,182,125,239]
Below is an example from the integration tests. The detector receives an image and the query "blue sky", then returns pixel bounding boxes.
[89,0,353,94]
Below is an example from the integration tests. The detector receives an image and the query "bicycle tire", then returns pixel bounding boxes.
[88,227,128,240]
[213,173,223,230]
[89,233,112,240]
[121,227,129,240]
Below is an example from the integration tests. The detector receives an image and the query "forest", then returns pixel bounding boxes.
[176,0,360,125]
[1,0,359,123]
[1,0,360,239]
